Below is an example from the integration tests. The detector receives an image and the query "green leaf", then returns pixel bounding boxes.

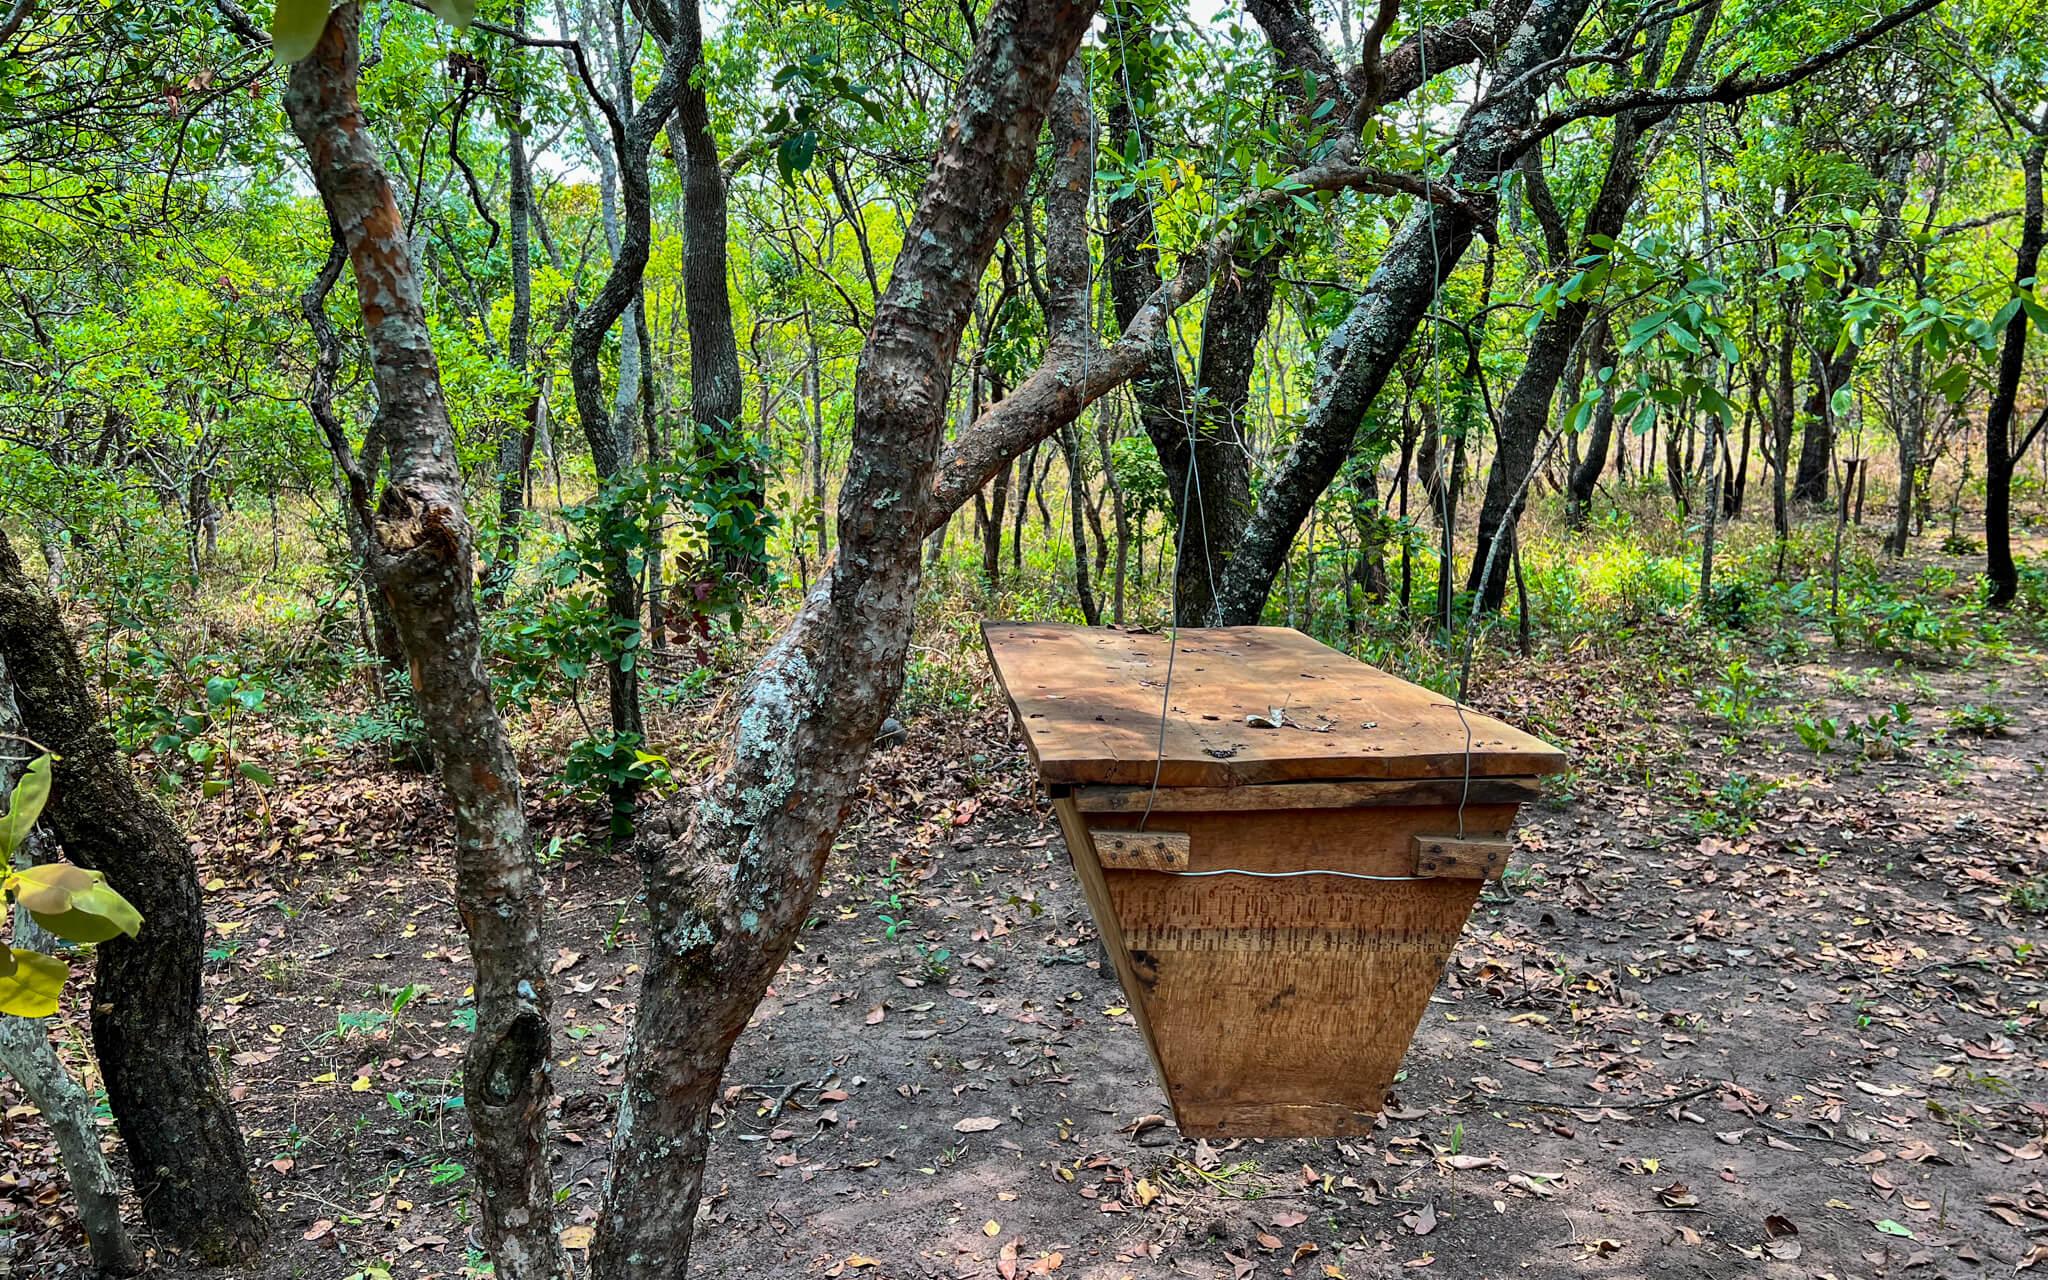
[776,131,819,182]
[237,761,276,787]
[9,862,97,915]
[0,950,66,1018]
[32,876,144,945]
[1873,1220,1914,1239]
[268,0,333,65]
[0,754,53,862]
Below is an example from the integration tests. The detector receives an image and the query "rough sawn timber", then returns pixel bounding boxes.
[986,623,1566,1138]
[983,622,1564,788]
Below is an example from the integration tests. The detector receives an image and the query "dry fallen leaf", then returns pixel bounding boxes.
[955,1115,1002,1133]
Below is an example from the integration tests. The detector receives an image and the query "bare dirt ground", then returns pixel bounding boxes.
[2,617,2043,1280]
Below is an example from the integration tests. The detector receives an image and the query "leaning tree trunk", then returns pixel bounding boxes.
[589,12,1093,1276]
[284,12,559,1276]
[0,530,265,1265]
[1210,0,1592,624]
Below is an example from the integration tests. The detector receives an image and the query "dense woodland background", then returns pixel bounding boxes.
[0,0,2044,1274]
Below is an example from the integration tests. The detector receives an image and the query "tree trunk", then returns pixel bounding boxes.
[1466,10,1707,609]
[486,5,537,610]
[1057,425,1102,623]
[283,12,559,1275]
[1211,0,1592,624]
[0,652,140,1277]
[1987,134,2046,607]
[667,0,754,580]
[0,530,265,1265]
[589,13,1092,1277]
[1564,320,1618,529]
[565,39,682,815]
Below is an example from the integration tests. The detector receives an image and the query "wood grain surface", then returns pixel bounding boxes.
[983,622,1566,788]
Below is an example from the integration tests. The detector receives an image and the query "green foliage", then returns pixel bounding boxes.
[1843,703,1917,760]
[1678,770,1780,837]
[1793,712,1840,756]
[1948,702,2013,736]
[2011,876,2048,916]
[1697,656,1773,730]
[0,755,145,1018]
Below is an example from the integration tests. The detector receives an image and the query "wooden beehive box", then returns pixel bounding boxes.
[983,623,1566,1138]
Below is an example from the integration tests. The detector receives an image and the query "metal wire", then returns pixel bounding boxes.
[1109,2,1227,834]
[1144,867,1434,883]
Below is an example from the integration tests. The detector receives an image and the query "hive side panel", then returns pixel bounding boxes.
[1089,804,1506,1138]
[1051,797,1172,1106]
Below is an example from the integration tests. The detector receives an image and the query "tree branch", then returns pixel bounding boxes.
[1517,0,1948,151]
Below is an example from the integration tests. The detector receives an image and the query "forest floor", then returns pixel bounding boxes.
[4,566,2046,1279]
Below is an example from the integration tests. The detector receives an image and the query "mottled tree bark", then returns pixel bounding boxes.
[589,8,1093,1275]
[0,530,264,1265]
[283,12,558,1276]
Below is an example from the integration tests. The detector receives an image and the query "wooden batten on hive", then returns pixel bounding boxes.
[983,623,1566,1138]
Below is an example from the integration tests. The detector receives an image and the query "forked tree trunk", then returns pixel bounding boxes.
[487,5,538,610]
[566,42,683,811]
[588,10,1093,1276]
[666,0,754,580]
[0,530,265,1265]
[1211,0,1591,624]
[1466,10,1708,610]
[283,12,559,1276]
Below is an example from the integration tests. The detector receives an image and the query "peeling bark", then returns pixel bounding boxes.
[282,11,559,1276]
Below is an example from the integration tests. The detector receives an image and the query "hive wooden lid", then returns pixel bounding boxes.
[982,622,1566,789]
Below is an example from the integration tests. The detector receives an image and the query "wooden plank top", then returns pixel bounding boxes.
[982,623,1566,789]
